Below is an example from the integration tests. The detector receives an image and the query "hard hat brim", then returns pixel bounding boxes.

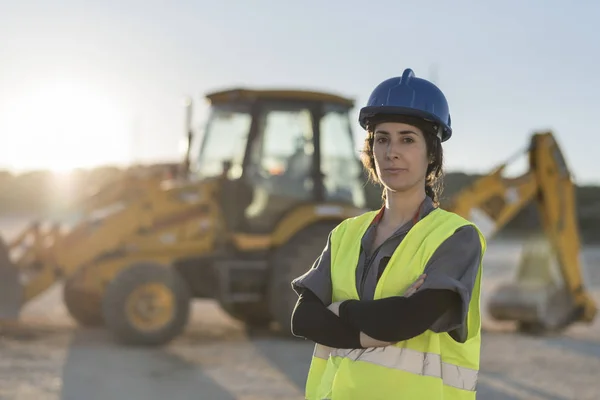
[359,105,452,142]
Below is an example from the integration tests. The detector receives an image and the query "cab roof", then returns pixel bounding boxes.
[205,88,354,108]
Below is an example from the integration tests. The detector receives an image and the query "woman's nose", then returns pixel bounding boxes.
[386,142,402,159]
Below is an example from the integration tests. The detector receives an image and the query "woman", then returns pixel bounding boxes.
[290,68,486,400]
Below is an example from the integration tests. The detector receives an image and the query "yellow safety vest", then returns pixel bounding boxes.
[304,207,486,400]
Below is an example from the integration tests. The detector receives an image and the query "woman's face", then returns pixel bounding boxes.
[372,121,429,193]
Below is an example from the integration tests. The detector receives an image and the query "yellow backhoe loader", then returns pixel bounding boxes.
[0,87,595,346]
[0,88,371,345]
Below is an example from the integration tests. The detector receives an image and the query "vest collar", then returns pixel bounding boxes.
[370,195,435,228]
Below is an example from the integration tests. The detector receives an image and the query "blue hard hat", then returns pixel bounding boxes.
[359,68,452,142]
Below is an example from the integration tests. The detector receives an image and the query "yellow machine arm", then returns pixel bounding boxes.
[448,131,596,332]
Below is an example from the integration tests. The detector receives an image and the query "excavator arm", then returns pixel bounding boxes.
[530,131,596,324]
[447,131,596,333]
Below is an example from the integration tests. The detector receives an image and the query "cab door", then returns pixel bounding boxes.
[242,101,317,233]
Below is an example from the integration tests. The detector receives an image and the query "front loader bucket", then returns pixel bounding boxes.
[487,234,578,333]
[0,237,23,320]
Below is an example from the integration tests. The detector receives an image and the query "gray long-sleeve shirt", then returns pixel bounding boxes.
[291,196,484,342]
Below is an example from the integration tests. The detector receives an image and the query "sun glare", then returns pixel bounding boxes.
[3,79,131,173]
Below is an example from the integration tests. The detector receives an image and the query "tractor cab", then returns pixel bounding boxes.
[191,88,367,234]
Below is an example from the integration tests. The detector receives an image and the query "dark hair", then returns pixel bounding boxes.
[359,114,444,206]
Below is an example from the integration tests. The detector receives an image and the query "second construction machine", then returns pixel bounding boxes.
[448,132,597,333]
[0,88,596,346]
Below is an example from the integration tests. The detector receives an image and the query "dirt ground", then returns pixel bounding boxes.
[1,227,599,399]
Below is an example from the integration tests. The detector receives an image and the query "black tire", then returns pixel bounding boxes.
[63,270,104,327]
[267,221,340,335]
[102,262,191,346]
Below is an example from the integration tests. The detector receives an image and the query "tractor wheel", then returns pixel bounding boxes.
[63,269,104,327]
[268,221,340,335]
[102,262,191,346]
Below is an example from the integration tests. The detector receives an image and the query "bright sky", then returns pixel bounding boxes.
[1,0,599,184]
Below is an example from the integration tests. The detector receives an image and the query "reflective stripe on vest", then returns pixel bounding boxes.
[331,347,478,391]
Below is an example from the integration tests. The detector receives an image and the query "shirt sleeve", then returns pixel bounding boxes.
[290,230,334,306]
[417,224,483,342]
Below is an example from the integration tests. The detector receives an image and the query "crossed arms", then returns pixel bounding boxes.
[291,279,462,349]
[290,225,483,349]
